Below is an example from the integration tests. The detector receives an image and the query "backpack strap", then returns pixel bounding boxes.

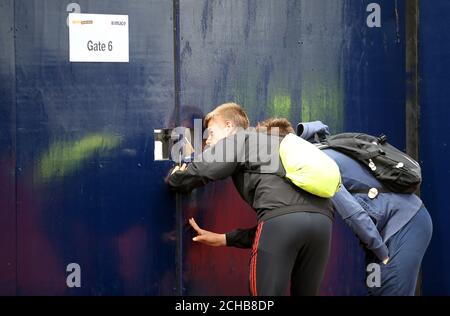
[347,188,390,194]
[359,149,385,160]
[315,143,390,196]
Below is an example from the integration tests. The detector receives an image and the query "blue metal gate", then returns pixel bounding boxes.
[0,0,432,296]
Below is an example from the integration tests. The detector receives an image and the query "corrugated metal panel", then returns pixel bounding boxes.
[0,0,416,295]
[12,0,177,295]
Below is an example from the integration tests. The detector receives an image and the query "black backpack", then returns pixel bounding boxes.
[322,133,422,194]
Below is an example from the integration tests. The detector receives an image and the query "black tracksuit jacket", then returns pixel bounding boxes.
[166,129,334,248]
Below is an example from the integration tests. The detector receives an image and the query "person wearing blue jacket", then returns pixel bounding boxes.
[188,118,433,296]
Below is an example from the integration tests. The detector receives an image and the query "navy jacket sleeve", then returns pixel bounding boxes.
[332,185,389,261]
[297,121,330,142]
[225,226,257,249]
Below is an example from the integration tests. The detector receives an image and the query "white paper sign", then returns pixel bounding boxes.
[69,13,129,62]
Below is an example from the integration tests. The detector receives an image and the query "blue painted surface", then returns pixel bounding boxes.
[1,0,443,296]
[420,0,450,296]
[343,0,406,149]
[8,0,177,295]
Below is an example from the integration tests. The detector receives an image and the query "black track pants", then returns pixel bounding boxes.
[249,211,332,296]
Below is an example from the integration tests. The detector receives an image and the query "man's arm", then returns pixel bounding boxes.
[167,160,239,193]
[225,226,257,249]
[166,136,242,193]
[188,218,227,247]
[188,218,257,249]
[332,185,389,262]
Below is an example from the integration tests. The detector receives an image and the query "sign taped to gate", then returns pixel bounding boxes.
[69,13,129,62]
